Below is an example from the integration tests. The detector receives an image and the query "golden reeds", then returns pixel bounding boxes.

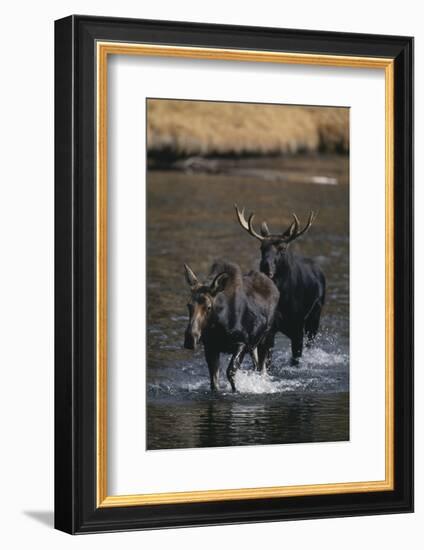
[147,99,349,157]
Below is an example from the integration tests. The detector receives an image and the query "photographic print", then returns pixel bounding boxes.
[146,99,350,451]
[55,18,413,533]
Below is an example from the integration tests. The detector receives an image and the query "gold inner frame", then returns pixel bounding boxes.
[96,42,395,508]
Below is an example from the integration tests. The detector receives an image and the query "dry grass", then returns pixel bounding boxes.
[147,99,349,157]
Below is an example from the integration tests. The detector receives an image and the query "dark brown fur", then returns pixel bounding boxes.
[184,260,279,392]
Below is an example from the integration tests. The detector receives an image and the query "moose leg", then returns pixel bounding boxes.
[258,332,275,374]
[205,347,220,392]
[227,343,246,393]
[305,304,322,347]
[250,348,260,371]
[290,331,304,365]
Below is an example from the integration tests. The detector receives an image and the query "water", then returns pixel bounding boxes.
[146,155,349,451]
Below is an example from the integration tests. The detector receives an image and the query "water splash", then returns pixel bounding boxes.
[233,371,287,394]
[273,345,348,369]
[147,342,349,399]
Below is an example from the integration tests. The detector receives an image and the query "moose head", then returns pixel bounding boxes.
[183,264,229,350]
[235,204,317,280]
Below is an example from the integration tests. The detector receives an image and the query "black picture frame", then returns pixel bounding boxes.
[55,14,413,534]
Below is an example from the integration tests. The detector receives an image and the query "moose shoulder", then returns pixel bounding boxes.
[235,205,326,363]
[183,260,279,392]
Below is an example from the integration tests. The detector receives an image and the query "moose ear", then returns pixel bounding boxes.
[184,264,199,289]
[209,272,229,296]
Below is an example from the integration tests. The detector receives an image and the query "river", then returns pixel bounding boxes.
[146,155,349,450]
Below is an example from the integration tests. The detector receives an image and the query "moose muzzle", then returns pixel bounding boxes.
[184,326,200,350]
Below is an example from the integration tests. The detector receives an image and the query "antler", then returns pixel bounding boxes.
[235,204,317,244]
[283,211,317,242]
[281,214,299,240]
[234,204,264,241]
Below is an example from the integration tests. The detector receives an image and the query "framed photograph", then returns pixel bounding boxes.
[54,15,413,534]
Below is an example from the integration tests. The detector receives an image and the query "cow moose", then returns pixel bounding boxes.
[235,205,326,364]
[183,260,279,392]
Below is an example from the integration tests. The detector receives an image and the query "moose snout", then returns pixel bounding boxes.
[184,328,199,350]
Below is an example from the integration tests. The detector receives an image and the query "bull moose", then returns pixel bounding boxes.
[235,205,326,364]
[183,260,279,392]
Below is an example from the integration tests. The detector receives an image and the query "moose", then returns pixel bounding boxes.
[183,260,279,392]
[235,205,326,364]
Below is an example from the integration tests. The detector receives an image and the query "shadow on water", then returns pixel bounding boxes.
[147,155,349,450]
